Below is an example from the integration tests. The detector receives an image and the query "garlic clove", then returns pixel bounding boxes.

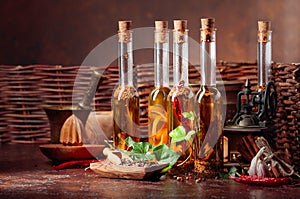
[107,153,122,165]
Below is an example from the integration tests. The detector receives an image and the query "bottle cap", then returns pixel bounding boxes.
[174,20,187,32]
[118,21,132,32]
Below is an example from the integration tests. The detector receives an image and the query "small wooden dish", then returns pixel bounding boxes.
[90,160,168,180]
[39,144,105,162]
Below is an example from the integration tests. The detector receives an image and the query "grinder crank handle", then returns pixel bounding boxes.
[263,81,277,120]
[78,70,102,110]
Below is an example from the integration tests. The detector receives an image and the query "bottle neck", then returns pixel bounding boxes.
[200,30,216,86]
[154,30,169,88]
[118,30,133,87]
[257,31,272,87]
[173,30,189,87]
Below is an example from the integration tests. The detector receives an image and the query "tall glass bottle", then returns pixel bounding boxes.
[113,21,140,150]
[257,20,276,124]
[168,20,196,167]
[257,21,272,91]
[148,21,171,146]
[195,18,224,175]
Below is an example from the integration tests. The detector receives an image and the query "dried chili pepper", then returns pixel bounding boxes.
[229,175,292,186]
[172,97,182,121]
[53,159,101,170]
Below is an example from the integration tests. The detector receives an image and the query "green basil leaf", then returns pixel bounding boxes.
[122,138,180,171]
[123,138,155,161]
[169,126,186,143]
[132,142,152,154]
[183,111,195,120]
[229,166,237,177]
[125,137,135,148]
[129,152,156,161]
[185,130,196,141]
[153,144,180,166]
[219,172,229,180]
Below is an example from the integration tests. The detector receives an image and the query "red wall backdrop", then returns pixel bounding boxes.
[0,0,299,66]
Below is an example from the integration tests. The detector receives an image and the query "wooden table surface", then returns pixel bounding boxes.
[0,144,299,199]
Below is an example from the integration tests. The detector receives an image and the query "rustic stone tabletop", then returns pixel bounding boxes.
[0,144,299,199]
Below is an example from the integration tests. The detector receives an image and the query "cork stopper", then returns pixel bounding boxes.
[201,18,215,30]
[155,21,168,43]
[257,21,271,43]
[155,21,168,30]
[258,21,271,32]
[118,21,132,43]
[200,18,216,42]
[118,21,132,32]
[174,20,187,32]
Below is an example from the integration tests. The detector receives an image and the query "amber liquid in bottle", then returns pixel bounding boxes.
[194,18,224,175]
[168,83,195,167]
[148,21,170,146]
[195,86,223,174]
[149,87,170,145]
[168,20,196,167]
[113,21,140,150]
[113,86,140,149]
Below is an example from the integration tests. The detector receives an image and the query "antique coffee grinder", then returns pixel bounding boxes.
[224,21,277,164]
[226,78,277,128]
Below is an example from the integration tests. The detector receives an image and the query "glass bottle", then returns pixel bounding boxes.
[257,21,272,91]
[168,20,196,167]
[256,21,276,125]
[112,21,140,150]
[195,18,224,175]
[148,21,171,146]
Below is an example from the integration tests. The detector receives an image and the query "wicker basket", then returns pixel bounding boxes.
[0,62,258,144]
[272,63,300,172]
[2,62,298,172]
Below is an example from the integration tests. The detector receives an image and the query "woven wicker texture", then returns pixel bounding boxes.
[272,63,300,171]
[0,62,258,144]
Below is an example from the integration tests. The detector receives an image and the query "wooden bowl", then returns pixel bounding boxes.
[39,144,105,162]
[90,160,168,180]
[43,106,91,143]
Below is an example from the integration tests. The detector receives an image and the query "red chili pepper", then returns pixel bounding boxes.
[53,159,101,170]
[172,97,192,132]
[172,97,182,121]
[229,175,292,186]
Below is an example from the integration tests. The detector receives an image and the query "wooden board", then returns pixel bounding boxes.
[90,160,168,180]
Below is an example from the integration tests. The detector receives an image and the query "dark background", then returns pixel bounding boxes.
[0,0,299,66]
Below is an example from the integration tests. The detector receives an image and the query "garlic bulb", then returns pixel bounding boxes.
[248,147,268,176]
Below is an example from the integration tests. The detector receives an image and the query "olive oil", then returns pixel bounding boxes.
[113,21,140,150]
[149,87,170,145]
[148,21,170,146]
[195,86,223,173]
[195,18,224,175]
[168,20,196,167]
[113,86,139,149]
[168,82,195,166]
